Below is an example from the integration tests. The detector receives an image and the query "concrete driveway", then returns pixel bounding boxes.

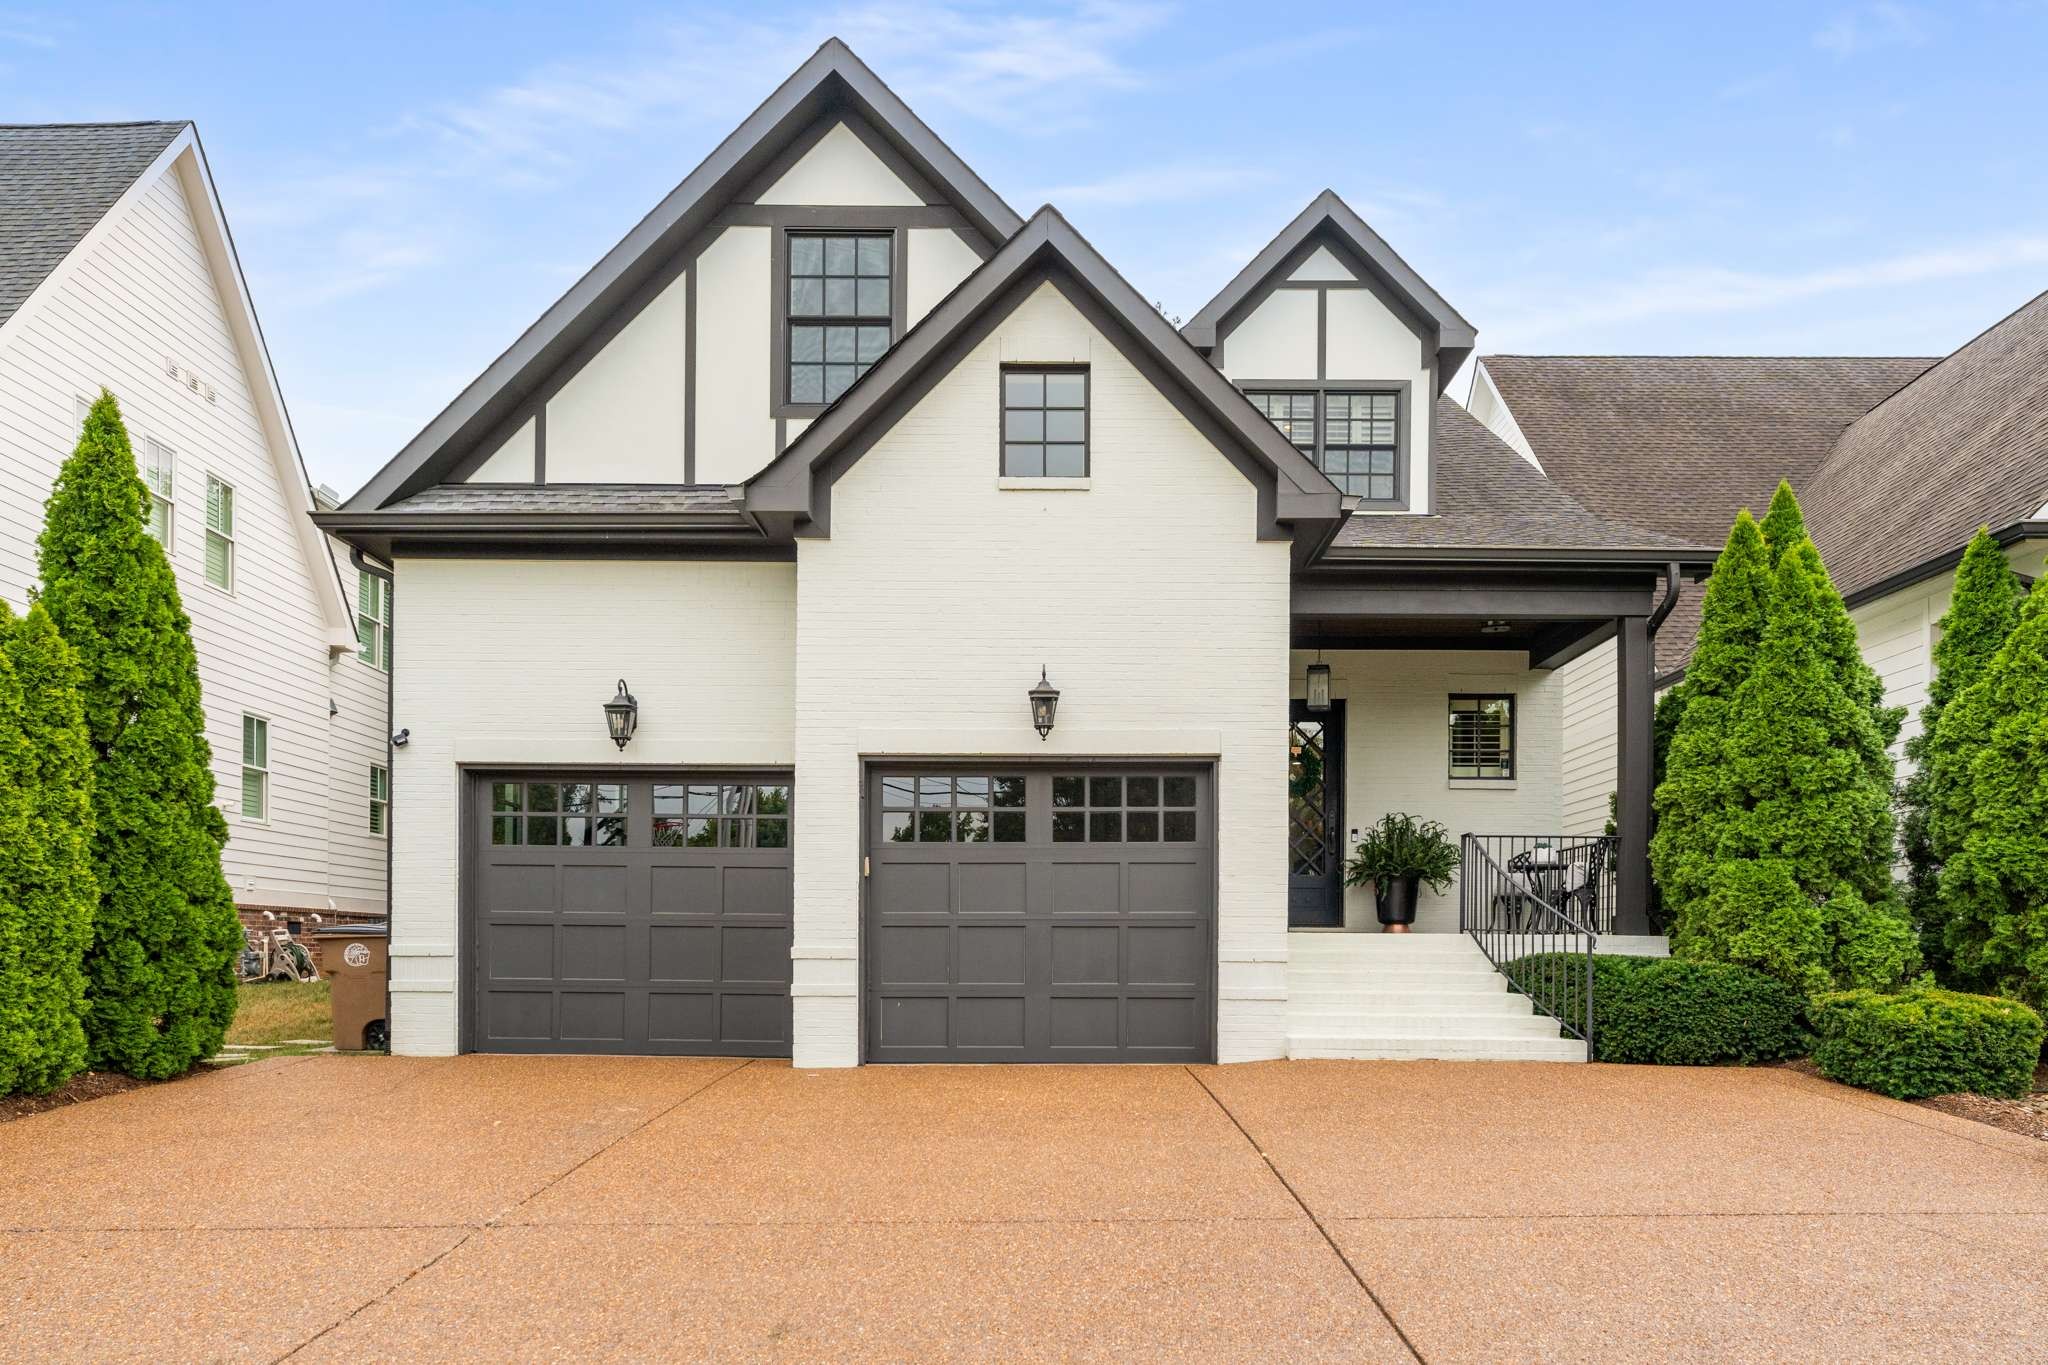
[0,1056,2042,1362]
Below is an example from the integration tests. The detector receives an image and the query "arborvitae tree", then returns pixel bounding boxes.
[1902,529,2024,975]
[1761,482,1899,736]
[1683,539,1914,990]
[1937,578,2048,1008]
[35,392,239,1078]
[0,604,96,1094]
[1650,511,1772,941]
[1759,480,1808,568]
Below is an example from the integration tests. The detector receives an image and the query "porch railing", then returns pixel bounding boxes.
[1459,834,1604,1058]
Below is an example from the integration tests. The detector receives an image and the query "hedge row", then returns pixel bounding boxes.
[1810,987,2044,1100]
[1500,953,1807,1065]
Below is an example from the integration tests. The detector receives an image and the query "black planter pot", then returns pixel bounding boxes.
[1374,875,1421,928]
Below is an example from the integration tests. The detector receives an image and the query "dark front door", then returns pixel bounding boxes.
[1288,701,1345,927]
[864,765,1215,1063]
[467,771,793,1055]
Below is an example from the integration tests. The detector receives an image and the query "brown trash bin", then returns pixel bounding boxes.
[315,924,389,1052]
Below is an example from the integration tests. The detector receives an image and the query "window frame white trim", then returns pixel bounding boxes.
[357,569,392,672]
[369,763,390,838]
[203,473,236,594]
[140,435,177,550]
[239,712,270,823]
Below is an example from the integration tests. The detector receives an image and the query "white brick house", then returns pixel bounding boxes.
[321,41,1710,1066]
[0,122,390,926]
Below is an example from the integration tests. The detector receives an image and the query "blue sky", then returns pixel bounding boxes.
[6,1,2046,494]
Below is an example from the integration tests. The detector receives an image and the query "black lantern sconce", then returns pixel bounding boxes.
[603,679,639,750]
[1028,667,1060,740]
[1305,629,1331,713]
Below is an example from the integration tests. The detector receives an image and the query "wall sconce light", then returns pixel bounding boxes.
[1305,647,1331,713]
[603,679,639,749]
[1028,667,1060,740]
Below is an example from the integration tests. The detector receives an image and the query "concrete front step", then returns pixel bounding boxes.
[1286,1010,1562,1038]
[1286,988,1535,1014]
[1287,969,1508,991]
[1286,1034,1588,1062]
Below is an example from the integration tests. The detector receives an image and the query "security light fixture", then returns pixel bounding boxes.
[603,679,639,749]
[1480,619,1512,635]
[1028,667,1060,740]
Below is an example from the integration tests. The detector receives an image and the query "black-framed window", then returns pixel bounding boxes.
[1001,367,1088,477]
[1448,696,1515,780]
[652,782,790,848]
[787,233,891,405]
[490,780,629,846]
[881,774,1026,843]
[1052,773,1197,843]
[1244,387,1402,502]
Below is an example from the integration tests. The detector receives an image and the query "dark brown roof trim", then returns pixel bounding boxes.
[745,205,1344,545]
[1319,543,1719,569]
[1839,520,2047,608]
[343,38,1021,512]
[1181,190,1476,360]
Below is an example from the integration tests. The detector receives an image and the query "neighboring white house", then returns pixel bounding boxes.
[1475,297,2048,838]
[0,121,390,925]
[321,41,1712,1067]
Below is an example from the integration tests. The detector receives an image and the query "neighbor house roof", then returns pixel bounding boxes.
[0,121,187,328]
[1807,288,2048,600]
[343,38,1022,512]
[1330,400,1709,564]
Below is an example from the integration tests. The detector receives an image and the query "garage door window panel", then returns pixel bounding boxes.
[1052,773,1197,843]
[881,774,1026,843]
[491,781,627,845]
[653,782,789,848]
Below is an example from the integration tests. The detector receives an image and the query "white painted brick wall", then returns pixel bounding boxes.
[387,557,797,1054]
[794,282,1292,1066]
[1296,649,1564,933]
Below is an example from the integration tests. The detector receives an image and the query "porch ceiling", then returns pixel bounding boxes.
[1291,615,1597,658]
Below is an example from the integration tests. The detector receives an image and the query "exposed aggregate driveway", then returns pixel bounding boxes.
[1,1053,2043,1362]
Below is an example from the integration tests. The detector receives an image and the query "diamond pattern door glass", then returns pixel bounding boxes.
[1289,719,1331,877]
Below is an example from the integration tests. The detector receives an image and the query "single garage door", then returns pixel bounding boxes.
[865,766,1214,1063]
[469,772,792,1055]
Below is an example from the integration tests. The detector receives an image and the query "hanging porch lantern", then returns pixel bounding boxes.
[603,679,639,749]
[1305,643,1332,713]
[1028,667,1060,740]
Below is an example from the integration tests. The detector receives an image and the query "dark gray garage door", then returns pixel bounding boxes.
[865,766,1214,1063]
[468,772,791,1055]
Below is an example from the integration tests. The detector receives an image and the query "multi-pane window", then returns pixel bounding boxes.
[1449,695,1515,780]
[357,570,392,671]
[787,233,891,405]
[240,714,268,819]
[1322,392,1399,500]
[1001,368,1088,477]
[1052,773,1198,844]
[1244,388,1402,502]
[652,782,790,848]
[490,781,629,846]
[140,437,175,546]
[204,475,235,590]
[882,774,1025,843]
[369,765,389,835]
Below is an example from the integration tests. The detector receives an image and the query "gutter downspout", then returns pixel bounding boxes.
[1646,561,1681,638]
[350,547,396,1049]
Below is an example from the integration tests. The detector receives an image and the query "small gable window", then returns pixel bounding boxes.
[787,232,892,406]
[1245,387,1403,504]
[1001,367,1088,477]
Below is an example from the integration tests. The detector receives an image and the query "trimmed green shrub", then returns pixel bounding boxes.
[1901,529,2023,976]
[1599,959,1809,1065]
[1651,511,1772,938]
[1819,887,1918,993]
[1684,859,1827,992]
[0,604,96,1095]
[35,392,240,1079]
[1500,952,1655,1047]
[1811,987,2044,1100]
[1935,578,2048,1008]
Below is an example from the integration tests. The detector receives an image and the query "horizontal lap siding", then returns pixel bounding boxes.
[1560,640,1617,838]
[0,164,352,911]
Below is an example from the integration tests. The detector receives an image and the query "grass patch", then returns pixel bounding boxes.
[224,980,332,1058]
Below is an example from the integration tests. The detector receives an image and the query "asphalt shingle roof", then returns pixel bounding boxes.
[382,484,742,515]
[0,121,186,328]
[1335,399,1701,555]
[1808,289,2048,599]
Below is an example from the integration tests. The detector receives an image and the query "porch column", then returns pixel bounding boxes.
[1613,614,1653,934]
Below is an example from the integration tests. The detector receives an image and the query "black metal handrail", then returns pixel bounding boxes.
[1460,834,1600,1058]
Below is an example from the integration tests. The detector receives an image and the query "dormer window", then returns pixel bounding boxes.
[1001,367,1088,476]
[786,232,892,406]
[1245,386,1405,505]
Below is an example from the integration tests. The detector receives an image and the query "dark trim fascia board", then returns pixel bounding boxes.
[1293,580,1658,619]
[1317,543,1719,569]
[1528,618,1616,671]
[1181,190,1477,355]
[343,38,1020,512]
[1838,519,2048,608]
[1655,665,1688,691]
[745,207,1344,541]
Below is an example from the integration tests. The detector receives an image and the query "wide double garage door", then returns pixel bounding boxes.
[468,772,792,1055]
[865,765,1216,1063]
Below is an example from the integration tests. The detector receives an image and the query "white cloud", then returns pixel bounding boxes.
[1815,2,1929,58]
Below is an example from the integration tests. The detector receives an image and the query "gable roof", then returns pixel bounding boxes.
[0,121,187,328]
[344,38,1022,512]
[744,205,1344,546]
[1330,399,1709,564]
[1807,288,2048,600]
[1181,190,1477,374]
[1480,354,1935,547]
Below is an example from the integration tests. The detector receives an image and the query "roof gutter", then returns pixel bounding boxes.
[1646,561,1682,636]
[1319,543,1719,569]
[1839,520,2048,608]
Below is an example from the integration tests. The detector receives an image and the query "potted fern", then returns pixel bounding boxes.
[1344,813,1459,932]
